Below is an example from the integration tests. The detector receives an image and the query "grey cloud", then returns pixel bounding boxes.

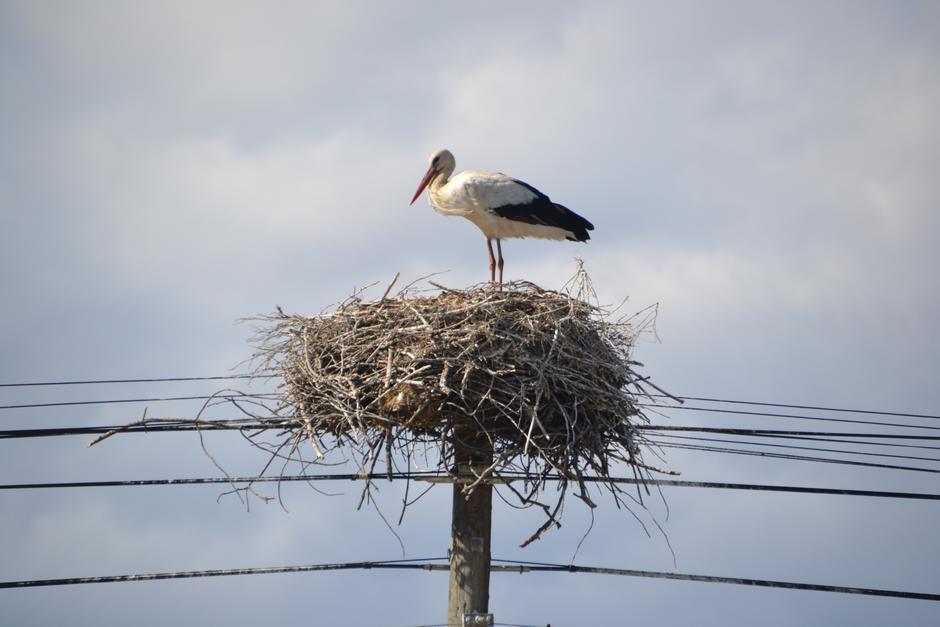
[2,1,940,625]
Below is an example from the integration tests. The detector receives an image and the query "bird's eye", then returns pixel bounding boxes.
[432,157,440,167]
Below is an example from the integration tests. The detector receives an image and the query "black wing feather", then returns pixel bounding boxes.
[489,179,594,241]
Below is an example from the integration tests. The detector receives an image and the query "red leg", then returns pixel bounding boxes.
[486,238,496,283]
[496,239,504,286]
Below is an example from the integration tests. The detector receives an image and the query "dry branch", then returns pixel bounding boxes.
[244,269,676,545]
[90,269,676,545]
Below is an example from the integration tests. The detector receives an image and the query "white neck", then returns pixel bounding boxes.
[427,168,471,217]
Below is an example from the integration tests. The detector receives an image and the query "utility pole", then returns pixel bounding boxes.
[447,443,493,626]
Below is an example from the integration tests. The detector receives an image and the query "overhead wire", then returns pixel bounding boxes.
[7,420,940,477]
[489,559,940,602]
[4,380,939,476]
[0,558,448,589]
[6,422,940,445]
[5,423,940,474]
[639,425,940,443]
[2,557,937,602]
[646,394,940,421]
[3,397,936,436]
[650,432,940,464]
[3,379,938,610]
[2,472,939,501]
[0,374,264,388]
[0,374,935,417]
[651,440,940,474]
[0,421,271,439]
[637,403,940,431]
[1,375,936,421]
[0,392,280,411]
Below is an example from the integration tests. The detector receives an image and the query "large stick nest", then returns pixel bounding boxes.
[250,270,674,546]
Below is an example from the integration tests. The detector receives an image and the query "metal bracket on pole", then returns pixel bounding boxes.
[462,613,494,626]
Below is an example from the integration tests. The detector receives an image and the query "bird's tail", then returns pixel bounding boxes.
[554,203,594,242]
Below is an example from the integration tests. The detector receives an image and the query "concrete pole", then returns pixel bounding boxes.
[447,447,493,626]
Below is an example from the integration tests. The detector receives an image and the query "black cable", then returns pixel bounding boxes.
[0,558,448,589]
[0,472,438,490]
[638,403,940,432]
[652,440,940,474]
[0,420,280,439]
[9,419,940,442]
[10,398,917,431]
[2,375,933,422]
[596,477,940,500]
[1,424,239,439]
[3,557,937,602]
[1,380,935,430]
[7,423,940,443]
[5,421,940,478]
[642,426,940,453]
[647,394,940,421]
[652,433,940,464]
[3,473,939,501]
[5,421,939,476]
[490,559,940,602]
[640,425,940,443]
[0,375,263,388]
[0,393,280,411]
[763,434,940,452]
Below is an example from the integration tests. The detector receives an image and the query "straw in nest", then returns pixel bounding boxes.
[249,269,676,546]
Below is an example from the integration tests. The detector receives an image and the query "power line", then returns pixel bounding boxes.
[0,421,270,439]
[6,420,940,444]
[1,376,935,421]
[0,375,264,388]
[0,558,447,589]
[648,394,940,421]
[7,422,940,444]
[36,404,940,434]
[2,473,939,501]
[5,390,939,473]
[4,396,934,434]
[638,403,940,431]
[652,440,940,474]
[604,478,940,500]
[6,421,940,476]
[489,559,940,602]
[7,421,940,475]
[0,393,280,411]
[640,425,940,441]
[641,426,940,453]
[651,433,940,464]
[0,472,432,490]
[0,373,934,421]
[2,557,937,602]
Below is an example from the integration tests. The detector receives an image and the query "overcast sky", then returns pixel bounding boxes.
[2,1,939,625]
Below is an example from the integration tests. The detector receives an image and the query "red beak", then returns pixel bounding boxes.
[410,166,437,205]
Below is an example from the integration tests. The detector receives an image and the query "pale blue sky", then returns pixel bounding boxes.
[2,1,939,625]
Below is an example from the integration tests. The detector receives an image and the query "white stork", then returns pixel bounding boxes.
[410,149,594,285]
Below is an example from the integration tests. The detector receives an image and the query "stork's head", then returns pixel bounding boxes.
[410,148,455,205]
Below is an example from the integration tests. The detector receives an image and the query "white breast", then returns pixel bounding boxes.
[429,169,556,239]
